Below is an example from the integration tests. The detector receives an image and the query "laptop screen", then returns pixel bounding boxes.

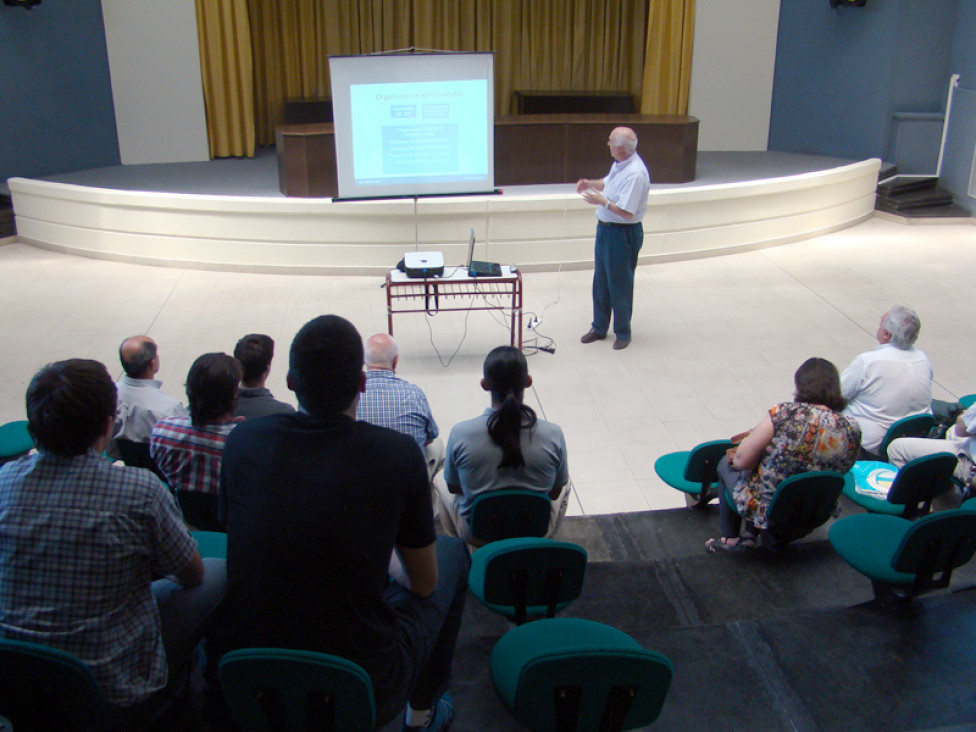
[466,227,476,270]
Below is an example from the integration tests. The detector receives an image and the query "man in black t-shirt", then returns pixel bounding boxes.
[218,315,468,731]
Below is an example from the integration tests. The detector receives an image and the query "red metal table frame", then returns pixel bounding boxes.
[386,267,523,349]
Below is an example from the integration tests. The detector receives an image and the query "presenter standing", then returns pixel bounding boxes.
[576,127,650,351]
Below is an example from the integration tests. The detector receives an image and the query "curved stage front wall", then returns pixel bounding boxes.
[9,158,880,275]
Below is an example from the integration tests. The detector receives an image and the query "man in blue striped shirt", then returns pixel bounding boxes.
[358,333,444,480]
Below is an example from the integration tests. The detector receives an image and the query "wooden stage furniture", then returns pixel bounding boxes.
[275,123,337,198]
[386,266,523,349]
[514,90,634,114]
[494,114,698,185]
[275,114,699,197]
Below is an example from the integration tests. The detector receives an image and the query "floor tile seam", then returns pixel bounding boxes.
[728,620,820,732]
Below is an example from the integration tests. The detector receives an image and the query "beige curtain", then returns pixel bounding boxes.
[640,0,695,115]
[195,0,255,157]
[197,0,695,150]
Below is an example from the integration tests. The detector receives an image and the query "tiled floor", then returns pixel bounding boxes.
[1,215,974,517]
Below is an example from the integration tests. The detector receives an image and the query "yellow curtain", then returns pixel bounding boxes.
[640,0,695,115]
[195,0,255,158]
[207,0,695,149]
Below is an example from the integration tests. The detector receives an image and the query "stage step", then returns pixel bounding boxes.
[875,174,972,219]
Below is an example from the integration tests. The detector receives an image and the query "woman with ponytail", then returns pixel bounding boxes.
[435,346,570,546]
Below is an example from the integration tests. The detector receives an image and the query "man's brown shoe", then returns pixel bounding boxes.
[580,329,606,344]
[613,338,631,350]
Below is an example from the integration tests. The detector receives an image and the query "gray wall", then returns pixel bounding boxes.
[0,0,119,185]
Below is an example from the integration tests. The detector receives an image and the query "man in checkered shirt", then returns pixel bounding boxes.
[0,359,225,720]
[357,333,444,480]
[150,352,244,495]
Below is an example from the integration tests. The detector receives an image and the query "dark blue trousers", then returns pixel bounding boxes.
[378,536,470,725]
[591,221,643,339]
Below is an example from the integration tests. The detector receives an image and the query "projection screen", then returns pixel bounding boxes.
[329,52,495,200]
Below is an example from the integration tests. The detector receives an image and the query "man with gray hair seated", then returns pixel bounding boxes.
[357,333,444,480]
[840,305,932,458]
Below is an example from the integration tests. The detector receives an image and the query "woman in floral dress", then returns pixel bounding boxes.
[706,357,861,552]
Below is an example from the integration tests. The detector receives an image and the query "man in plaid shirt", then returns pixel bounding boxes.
[357,333,444,480]
[151,352,244,495]
[0,359,225,720]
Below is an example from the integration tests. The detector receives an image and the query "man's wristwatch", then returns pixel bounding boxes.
[603,201,612,211]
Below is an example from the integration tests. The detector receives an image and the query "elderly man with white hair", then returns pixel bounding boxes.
[840,305,932,458]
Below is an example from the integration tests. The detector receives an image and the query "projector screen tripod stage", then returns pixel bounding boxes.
[329,51,495,201]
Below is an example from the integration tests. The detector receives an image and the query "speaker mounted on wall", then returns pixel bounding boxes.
[3,0,42,7]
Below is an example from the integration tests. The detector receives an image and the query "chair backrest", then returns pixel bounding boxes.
[886,452,958,518]
[468,488,552,543]
[469,538,588,625]
[892,510,976,595]
[219,647,375,732]
[765,471,846,545]
[115,438,169,484]
[683,440,734,485]
[880,413,936,459]
[0,638,110,732]
[177,489,222,531]
[491,618,673,732]
[0,420,33,465]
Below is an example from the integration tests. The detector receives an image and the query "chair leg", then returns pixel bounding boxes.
[599,685,639,732]
[553,686,583,732]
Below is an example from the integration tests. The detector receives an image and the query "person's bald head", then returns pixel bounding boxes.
[608,127,638,160]
[364,333,399,371]
[119,335,159,379]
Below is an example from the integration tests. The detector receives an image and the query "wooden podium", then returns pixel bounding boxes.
[275,123,337,198]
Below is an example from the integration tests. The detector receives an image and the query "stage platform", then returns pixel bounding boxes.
[7,150,880,275]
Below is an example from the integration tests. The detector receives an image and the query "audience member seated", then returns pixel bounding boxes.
[217,315,469,731]
[357,333,444,480]
[0,359,225,719]
[150,353,243,495]
[110,334,187,458]
[888,401,976,497]
[840,305,932,458]
[435,346,570,546]
[232,333,295,419]
[706,357,861,552]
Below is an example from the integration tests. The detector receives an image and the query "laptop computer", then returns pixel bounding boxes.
[466,228,502,277]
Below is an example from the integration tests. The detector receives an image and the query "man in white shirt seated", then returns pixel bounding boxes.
[840,305,932,458]
[110,335,187,459]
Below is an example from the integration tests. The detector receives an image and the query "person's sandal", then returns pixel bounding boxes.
[705,537,743,553]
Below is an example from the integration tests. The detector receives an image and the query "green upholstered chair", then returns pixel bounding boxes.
[191,530,227,559]
[841,453,957,519]
[490,618,673,731]
[219,648,375,732]
[653,440,734,508]
[829,509,976,602]
[961,497,976,511]
[467,487,552,545]
[724,470,845,548]
[762,470,846,545]
[176,489,222,532]
[958,394,976,410]
[878,413,936,460]
[0,420,33,466]
[0,638,111,732]
[469,537,588,625]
